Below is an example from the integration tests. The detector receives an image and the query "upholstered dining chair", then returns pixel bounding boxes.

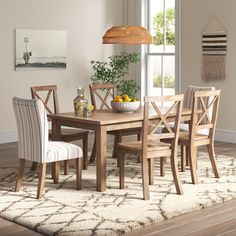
[117,94,184,200]
[13,97,83,199]
[177,90,221,184]
[89,83,142,163]
[30,85,89,173]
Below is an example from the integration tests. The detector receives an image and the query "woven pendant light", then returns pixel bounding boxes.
[102,26,152,44]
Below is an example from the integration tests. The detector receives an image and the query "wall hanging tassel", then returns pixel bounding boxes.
[201,16,227,81]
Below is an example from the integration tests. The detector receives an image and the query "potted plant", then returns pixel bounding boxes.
[90,52,140,100]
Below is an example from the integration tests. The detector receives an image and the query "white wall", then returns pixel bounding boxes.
[181,0,236,142]
[0,0,124,142]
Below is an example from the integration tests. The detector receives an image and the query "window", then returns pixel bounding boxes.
[142,0,179,97]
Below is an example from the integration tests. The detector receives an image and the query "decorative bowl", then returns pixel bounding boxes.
[110,101,140,113]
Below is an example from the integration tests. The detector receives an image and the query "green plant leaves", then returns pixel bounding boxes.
[90,52,141,98]
[118,80,140,98]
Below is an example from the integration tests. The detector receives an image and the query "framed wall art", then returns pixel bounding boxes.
[15,29,67,70]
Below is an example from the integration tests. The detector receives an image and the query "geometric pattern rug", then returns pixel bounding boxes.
[0,151,236,236]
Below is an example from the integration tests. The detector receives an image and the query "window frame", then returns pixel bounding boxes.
[139,0,181,98]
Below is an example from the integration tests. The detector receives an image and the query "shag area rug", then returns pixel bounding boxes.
[0,151,236,236]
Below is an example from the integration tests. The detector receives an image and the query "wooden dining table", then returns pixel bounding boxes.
[48,107,192,192]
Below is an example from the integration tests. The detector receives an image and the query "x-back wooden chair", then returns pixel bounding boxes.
[117,94,184,200]
[89,83,142,163]
[177,90,221,184]
[180,85,215,170]
[30,85,89,173]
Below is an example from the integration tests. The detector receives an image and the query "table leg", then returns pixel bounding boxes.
[96,126,107,192]
[51,119,61,141]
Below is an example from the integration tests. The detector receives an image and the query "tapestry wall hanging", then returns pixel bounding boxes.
[15,29,67,70]
[202,16,227,81]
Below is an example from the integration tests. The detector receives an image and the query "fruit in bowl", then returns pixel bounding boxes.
[111,95,140,113]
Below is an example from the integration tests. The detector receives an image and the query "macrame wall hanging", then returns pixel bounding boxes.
[202,16,227,82]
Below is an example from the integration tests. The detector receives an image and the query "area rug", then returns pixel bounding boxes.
[0,151,236,236]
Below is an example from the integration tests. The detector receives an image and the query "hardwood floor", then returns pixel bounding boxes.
[0,139,236,236]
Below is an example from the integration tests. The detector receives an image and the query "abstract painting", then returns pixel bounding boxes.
[15,29,67,70]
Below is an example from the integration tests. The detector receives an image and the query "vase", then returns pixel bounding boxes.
[74,87,88,115]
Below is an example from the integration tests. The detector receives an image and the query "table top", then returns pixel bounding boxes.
[48,107,192,126]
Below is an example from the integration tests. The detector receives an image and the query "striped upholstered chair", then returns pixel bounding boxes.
[13,97,83,199]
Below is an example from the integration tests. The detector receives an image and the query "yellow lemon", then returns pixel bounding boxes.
[124,97,131,102]
[122,94,129,99]
[115,95,122,99]
[117,98,123,102]
[130,98,138,102]
[89,105,94,111]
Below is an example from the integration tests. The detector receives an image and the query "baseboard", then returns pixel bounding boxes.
[0,129,235,144]
[215,129,236,143]
[0,130,17,144]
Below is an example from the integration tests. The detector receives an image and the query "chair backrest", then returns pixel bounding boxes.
[13,97,48,163]
[30,85,59,117]
[89,83,116,110]
[142,95,184,156]
[183,85,215,109]
[190,90,221,140]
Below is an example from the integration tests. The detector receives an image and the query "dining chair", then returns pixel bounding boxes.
[180,85,215,171]
[89,83,142,163]
[13,97,83,199]
[30,85,89,173]
[161,85,215,172]
[117,94,184,200]
[177,90,221,184]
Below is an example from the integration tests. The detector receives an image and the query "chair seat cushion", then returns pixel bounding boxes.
[46,141,83,163]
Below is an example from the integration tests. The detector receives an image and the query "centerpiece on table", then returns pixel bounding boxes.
[90,52,141,112]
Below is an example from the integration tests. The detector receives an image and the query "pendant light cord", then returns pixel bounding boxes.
[126,0,128,25]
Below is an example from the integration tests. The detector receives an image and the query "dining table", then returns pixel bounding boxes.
[48,106,193,192]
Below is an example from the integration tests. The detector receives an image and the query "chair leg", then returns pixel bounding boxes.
[119,152,125,189]
[160,157,167,176]
[82,135,88,170]
[64,160,69,175]
[51,163,55,179]
[31,162,37,171]
[89,136,96,163]
[15,159,25,192]
[170,142,183,195]
[148,158,154,185]
[181,146,186,172]
[141,155,150,200]
[37,163,46,199]
[115,135,122,167]
[189,145,198,184]
[208,143,220,178]
[76,158,82,190]
[186,146,190,166]
[54,162,60,184]
[194,147,198,170]
[113,134,122,159]
[137,132,142,163]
